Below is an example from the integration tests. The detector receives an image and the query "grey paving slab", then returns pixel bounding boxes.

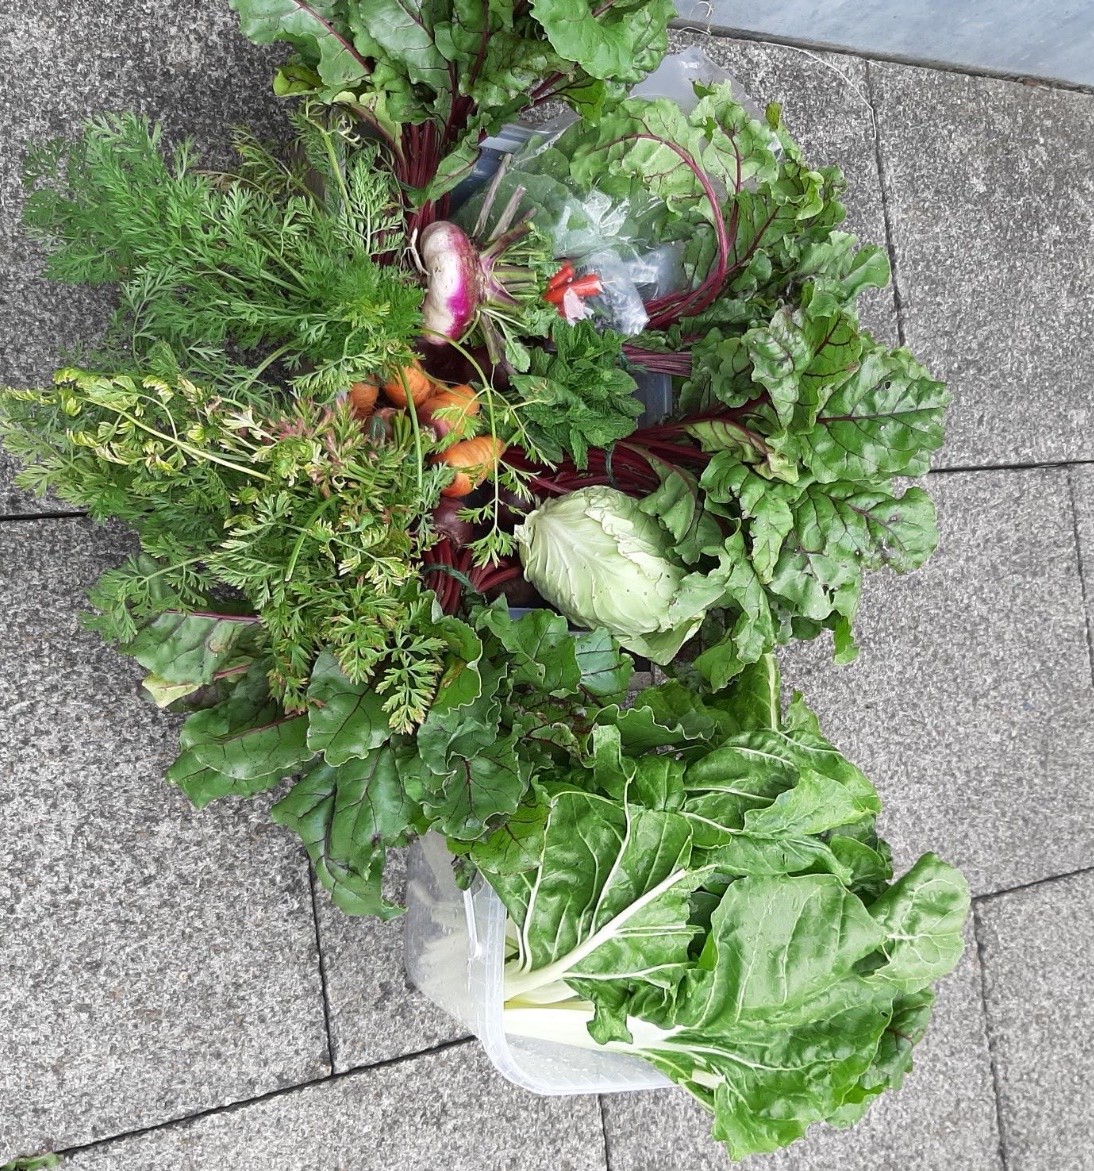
[977,870,1094,1171]
[602,922,999,1171]
[63,1042,608,1171]
[0,518,327,1156]
[315,849,469,1073]
[777,468,1094,896]
[871,61,1094,467]
[675,31,897,342]
[0,0,287,513]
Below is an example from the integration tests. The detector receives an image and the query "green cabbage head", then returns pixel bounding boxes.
[513,486,706,664]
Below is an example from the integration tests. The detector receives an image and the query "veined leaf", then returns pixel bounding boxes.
[178,665,311,781]
[595,680,720,753]
[708,653,782,734]
[572,626,633,700]
[867,854,970,993]
[166,750,286,809]
[652,1002,890,1160]
[829,989,935,1127]
[344,0,449,94]
[306,651,391,766]
[687,531,777,690]
[231,0,370,90]
[416,660,503,772]
[800,345,949,483]
[679,875,886,1030]
[640,465,724,565]
[478,602,582,695]
[430,614,485,715]
[271,751,423,919]
[746,294,862,431]
[124,610,262,708]
[531,0,675,82]
[465,785,550,877]
[793,481,939,573]
[500,787,703,990]
[418,731,532,841]
[699,457,801,583]
[699,832,854,884]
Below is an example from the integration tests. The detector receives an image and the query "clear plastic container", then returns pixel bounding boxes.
[404,832,672,1095]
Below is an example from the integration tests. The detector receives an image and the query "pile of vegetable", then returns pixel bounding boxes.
[0,0,962,1159]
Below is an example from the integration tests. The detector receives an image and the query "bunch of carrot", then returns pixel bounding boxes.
[347,360,506,498]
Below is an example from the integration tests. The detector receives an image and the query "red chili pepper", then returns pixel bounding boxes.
[545,260,575,292]
[543,284,568,305]
[567,273,603,297]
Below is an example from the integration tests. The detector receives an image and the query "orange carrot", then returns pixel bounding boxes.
[429,385,480,416]
[383,361,434,408]
[434,436,506,498]
[348,381,378,419]
[422,384,481,439]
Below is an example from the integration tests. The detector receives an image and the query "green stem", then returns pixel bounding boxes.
[308,113,354,217]
[111,406,270,481]
[233,342,296,395]
[284,496,338,582]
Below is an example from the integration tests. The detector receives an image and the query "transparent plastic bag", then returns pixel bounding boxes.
[403,833,671,1095]
[453,48,773,337]
[632,44,768,124]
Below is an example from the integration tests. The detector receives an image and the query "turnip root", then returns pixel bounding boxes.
[417,202,540,367]
[419,221,480,345]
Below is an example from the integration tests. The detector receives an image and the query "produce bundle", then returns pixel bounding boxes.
[0,0,963,1159]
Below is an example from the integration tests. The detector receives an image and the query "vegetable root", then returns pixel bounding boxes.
[348,381,378,419]
[383,361,434,408]
[421,384,480,438]
[434,435,506,498]
[419,221,479,345]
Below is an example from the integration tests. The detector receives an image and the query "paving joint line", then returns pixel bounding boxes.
[930,458,1094,476]
[1066,467,1094,692]
[970,905,1011,1170]
[863,58,906,348]
[0,509,87,522]
[306,865,337,1073]
[670,18,1094,96]
[598,1095,615,1171]
[973,863,1094,905]
[53,1037,476,1159]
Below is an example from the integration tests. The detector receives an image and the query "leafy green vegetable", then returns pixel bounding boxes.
[147,601,631,916]
[271,752,422,919]
[510,321,641,468]
[466,653,968,1162]
[514,486,713,664]
[23,111,421,394]
[306,651,393,766]
[124,611,264,708]
[230,0,675,199]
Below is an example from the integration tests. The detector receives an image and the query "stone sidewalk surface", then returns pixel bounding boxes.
[3,4,1094,1169]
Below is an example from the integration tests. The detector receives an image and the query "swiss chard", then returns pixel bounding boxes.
[468,652,968,1161]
